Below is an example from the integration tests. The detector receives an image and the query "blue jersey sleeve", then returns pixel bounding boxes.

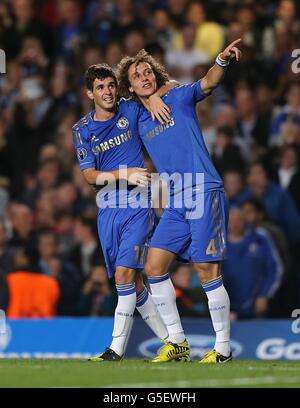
[72,124,95,170]
[171,80,211,105]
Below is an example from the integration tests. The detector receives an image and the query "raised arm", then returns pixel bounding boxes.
[201,38,242,94]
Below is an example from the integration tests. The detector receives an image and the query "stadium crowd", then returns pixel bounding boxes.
[0,0,300,319]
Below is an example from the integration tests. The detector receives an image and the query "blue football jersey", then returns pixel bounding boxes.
[72,99,143,172]
[138,80,223,194]
[72,99,145,208]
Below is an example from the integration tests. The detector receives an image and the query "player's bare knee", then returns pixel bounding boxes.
[115,267,135,285]
[144,262,164,277]
[194,262,221,284]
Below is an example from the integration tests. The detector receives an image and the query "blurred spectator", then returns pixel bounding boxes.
[6,73,54,196]
[244,161,300,244]
[81,45,103,72]
[111,0,144,41]
[0,0,52,59]
[0,60,22,122]
[170,263,208,317]
[0,219,13,310]
[235,86,271,147]
[223,169,247,206]
[235,5,260,49]
[262,0,300,60]
[241,198,289,267]
[276,144,300,210]
[55,0,84,62]
[49,62,79,126]
[123,30,146,57]
[71,216,105,280]
[22,158,61,209]
[211,126,245,175]
[18,36,49,76]
[167,0,188,27]
[86,0,114,48]
[147,8,177,51]
[6,246,60,317]
[223,207,283,319]
[105,42,122,71]
[0,219,16,308]
[0,186,9,218]
[270,82,300,146]
[35,189,56,230]
[54,181,79,214]
[166,24,210,83]
[54,211,77,258]
[177,1,224,60]
[8,203,36,250]
[213,103,250,158]
[37,230,81,315]
[78,264,117,316]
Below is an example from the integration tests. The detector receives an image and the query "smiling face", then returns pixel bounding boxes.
[127,62,157,98]
[87,76,117,112]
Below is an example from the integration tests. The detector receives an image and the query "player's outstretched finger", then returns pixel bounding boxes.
[231,38,242,47]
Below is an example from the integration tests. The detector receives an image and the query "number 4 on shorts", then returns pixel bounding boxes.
[206,239,217,256]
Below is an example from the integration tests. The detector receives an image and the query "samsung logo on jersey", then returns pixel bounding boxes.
[144,118,175,142]
[92,130,133,153]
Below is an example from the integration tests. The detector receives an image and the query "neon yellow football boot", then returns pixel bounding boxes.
[199,349,232,364]
[151,340,190,363]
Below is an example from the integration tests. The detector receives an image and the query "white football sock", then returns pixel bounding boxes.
[136,286,169,341]
[202,276,231,357]
[110,283,136,357]
[148,273,185,344]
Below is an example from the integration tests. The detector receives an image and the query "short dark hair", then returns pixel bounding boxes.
[117,49,169,100]
[85,64,117,91]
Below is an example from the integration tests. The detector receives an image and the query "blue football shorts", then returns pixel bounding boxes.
[150,190,228,263]
[97,206,154,278]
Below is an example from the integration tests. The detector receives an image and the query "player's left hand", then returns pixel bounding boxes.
[148,93,171,124]
[219,38,242,62]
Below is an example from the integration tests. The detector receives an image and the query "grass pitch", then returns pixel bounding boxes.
[0,359,299,388]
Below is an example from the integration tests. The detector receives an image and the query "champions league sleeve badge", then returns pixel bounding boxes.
[77,147,88,161]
